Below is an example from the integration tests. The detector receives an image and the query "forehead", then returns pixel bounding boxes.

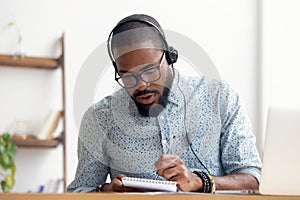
[115,48,163,72]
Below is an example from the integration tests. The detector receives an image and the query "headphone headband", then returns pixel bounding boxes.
[107,17,178,72]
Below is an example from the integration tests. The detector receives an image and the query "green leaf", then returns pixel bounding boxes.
[2,133,11,142]
[1,153,10,167]
[7,142,17,157]
[8,22,15,27]
[0,153,14,169]
[1,180,11,193]
[0,137,4,145]
[11,164,16,176]
[5,175,15,188]
[0,133,16,192]
[0,145,5,153]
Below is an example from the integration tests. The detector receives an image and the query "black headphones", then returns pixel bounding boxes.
[107,18,178,72]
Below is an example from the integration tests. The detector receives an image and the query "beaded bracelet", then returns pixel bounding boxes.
[193,171,215,193]
[206,172,216,193]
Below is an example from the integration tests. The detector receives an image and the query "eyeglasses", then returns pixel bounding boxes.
[115,51,165,89]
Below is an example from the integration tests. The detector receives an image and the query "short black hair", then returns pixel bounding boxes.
[110,14,167,53]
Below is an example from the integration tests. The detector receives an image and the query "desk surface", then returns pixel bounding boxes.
[1,193,300,200]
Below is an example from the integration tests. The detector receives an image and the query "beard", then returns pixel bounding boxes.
[133,87,170,117]
[131,68,174,117]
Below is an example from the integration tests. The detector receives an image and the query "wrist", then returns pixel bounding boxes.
[193,171,215,193]
[192,172,204,192]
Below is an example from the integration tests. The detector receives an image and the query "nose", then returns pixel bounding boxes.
[136,78,149,91]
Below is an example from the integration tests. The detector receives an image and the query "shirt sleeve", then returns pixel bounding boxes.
[67,107,109,192]
[219,81,262,182]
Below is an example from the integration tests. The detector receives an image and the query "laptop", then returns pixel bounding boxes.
[258,106,300,195]
[217,106,300,195]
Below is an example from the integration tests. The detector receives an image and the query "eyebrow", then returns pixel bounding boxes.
[118,63,157,74]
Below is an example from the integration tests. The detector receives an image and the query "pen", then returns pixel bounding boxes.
[166,135,176,154]
[154,135,176,179]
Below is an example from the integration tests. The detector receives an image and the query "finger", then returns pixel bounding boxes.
[111,177,124,192]
[160,161,186,180]
[155,155,184,174]
[160,165,179,180]
[154,154,179,171]
[156,162,177,176]
[114,174,145,192]
[117,174,127,180]
[159,159,190,182]
[111,174,135,192]
[112,178,138,192]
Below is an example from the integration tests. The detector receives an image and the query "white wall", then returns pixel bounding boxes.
[0,0,260,191]
[261,0,300,147]
[0,0,66,192]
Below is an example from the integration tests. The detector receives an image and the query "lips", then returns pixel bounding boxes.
[136,93,156,105]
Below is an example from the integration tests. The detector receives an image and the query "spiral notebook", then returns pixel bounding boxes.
[122,177,177,192]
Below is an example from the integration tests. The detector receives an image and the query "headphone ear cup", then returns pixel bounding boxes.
[166,46,178,65]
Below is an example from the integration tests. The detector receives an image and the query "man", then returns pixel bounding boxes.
[67,14,261,193]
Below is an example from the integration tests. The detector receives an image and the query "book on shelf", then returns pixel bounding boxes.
[37,110,62,140]
[45,178,64,193]
[33,178,64,193]
[51,115,63,139]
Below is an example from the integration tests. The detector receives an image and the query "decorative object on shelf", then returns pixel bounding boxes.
[0,133,17,192]
[9,119,31,139]
[8,20,25,59]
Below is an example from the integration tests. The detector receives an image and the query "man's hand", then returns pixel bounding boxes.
[101,174,141,192]
[154,154,203,192]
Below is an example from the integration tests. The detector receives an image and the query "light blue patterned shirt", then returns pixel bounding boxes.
[67,72,261,192]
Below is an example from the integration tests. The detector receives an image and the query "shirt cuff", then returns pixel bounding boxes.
[71,186,97,193]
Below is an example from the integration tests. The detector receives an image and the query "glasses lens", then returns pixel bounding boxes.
[140,67,160,83]
[118,75,137,88]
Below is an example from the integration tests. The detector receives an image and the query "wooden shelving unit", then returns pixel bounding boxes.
[0,54,60,69]
[0,33,67,191]
[12,135,61,148]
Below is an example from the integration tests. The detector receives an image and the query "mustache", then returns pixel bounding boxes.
[133,89,160,98]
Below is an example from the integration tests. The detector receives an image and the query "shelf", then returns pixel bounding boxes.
[1,33,67,190]
[0,54,60,69]
[12,135,61,148]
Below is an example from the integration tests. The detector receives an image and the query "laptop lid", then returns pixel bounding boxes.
[259,106,300,195]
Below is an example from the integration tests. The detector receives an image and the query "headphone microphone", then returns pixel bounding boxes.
[107,18,178,73]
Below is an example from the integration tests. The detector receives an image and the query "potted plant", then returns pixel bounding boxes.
[0,133,17,192]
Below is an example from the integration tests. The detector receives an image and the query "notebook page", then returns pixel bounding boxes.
[122,177,177,192]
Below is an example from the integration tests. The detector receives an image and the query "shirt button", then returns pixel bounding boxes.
[162,139,167,145]
[159,116,165,120]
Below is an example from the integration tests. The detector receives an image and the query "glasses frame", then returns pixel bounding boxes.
[115,51,165,89]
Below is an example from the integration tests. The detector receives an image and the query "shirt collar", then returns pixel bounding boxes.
[167,70,185,107]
